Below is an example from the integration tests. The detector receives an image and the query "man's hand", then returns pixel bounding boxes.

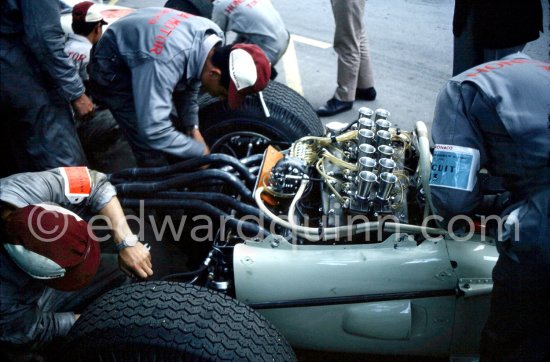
[191,128,210,156]
[185,127,210,156]
[118,242,153,279]
[202,143,211,156]
[71,94,94,120]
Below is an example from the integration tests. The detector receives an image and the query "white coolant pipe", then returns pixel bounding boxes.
[255,185,322,241]
[256,186,445,241]
[415,121,436,218]
[256,186,377,241]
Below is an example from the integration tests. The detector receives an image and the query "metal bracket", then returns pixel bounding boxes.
[458,277,493,297]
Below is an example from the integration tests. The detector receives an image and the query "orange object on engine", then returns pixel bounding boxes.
[254,145,284,206]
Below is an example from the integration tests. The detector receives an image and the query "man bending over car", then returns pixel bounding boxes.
[89,7,271,167]
[429,53,550,361]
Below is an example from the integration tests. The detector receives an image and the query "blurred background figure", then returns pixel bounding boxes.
[65,1,136,173]
[452,0,543,76]
[0,0,94,177]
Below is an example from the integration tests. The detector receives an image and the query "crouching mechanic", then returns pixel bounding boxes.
[89,7,271,167]
[429,53,550,360]
[0,167,152,354]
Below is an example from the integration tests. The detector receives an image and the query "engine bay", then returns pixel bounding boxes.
[252,107,432,244]
[200,108,444,293]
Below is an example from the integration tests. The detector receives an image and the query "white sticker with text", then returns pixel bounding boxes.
[429,144,480,191]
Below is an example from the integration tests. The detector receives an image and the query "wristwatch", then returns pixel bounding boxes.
[116,234,138,251]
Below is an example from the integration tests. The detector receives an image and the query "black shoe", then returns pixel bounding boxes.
[355,87,377,101]
[317,98,353,117]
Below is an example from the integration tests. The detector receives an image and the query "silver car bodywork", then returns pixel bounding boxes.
[234,234,496,356]
[230,119,497,357]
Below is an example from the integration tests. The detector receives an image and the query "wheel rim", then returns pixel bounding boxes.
[210,131,273,158]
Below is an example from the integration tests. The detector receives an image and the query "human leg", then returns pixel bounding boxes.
[452,10,484,76]
[317,0,365,116]
[0,40,88,173]
[480,255,550,361]
[331,0,365,102]
[356,11,375,92]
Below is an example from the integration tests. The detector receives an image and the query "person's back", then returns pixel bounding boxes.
[89,7,223,165]
[211,0,289,65]
[433,54,549,207]
[430,53,550,359]
[89,7,271,168]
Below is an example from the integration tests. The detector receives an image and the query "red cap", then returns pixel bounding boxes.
[227,44,271,110]
[4,205,100,291]
[72,1,108,25]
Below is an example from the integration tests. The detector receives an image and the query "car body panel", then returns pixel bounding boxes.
[234,234,457,303]
[234,234,498,355]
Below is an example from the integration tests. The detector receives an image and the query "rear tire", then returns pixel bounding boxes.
[199,81,324,157]
[62,282,296,362]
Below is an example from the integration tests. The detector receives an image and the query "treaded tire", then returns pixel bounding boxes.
[62,282,296,362]
[198,81,324,154]
[164,0,213,18]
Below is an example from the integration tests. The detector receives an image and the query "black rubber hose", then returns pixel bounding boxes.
[109,154,255,187]
[342,120,358,133]
[120,198,267,238]
[153,191,268,221]
[237,154,264,167]
[115,169,253,202]
[159,264,208,281]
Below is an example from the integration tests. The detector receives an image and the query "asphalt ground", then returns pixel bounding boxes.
[103,1,549,360]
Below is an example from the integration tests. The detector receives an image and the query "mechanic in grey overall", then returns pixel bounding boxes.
[64,1,107,83]
[89,7,271,167]
[0,0,93,177]
[210,0,290,69]
[0,167,152,357]
[65,1,136,173]
[429,53,550,360]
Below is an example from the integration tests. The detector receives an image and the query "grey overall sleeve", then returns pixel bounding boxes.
[0,168,116,214]
[430,80,487,218]
[172,82,201,130]
[19,0,85,102]
[131,61,205,159]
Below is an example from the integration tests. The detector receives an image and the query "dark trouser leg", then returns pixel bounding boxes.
[452,11,484,76]
[480,255,550,361]
[90,89,168,168]
[76,109,137,173]
[0,40,87,174]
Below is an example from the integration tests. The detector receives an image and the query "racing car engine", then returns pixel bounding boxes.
[255,108,423,244]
